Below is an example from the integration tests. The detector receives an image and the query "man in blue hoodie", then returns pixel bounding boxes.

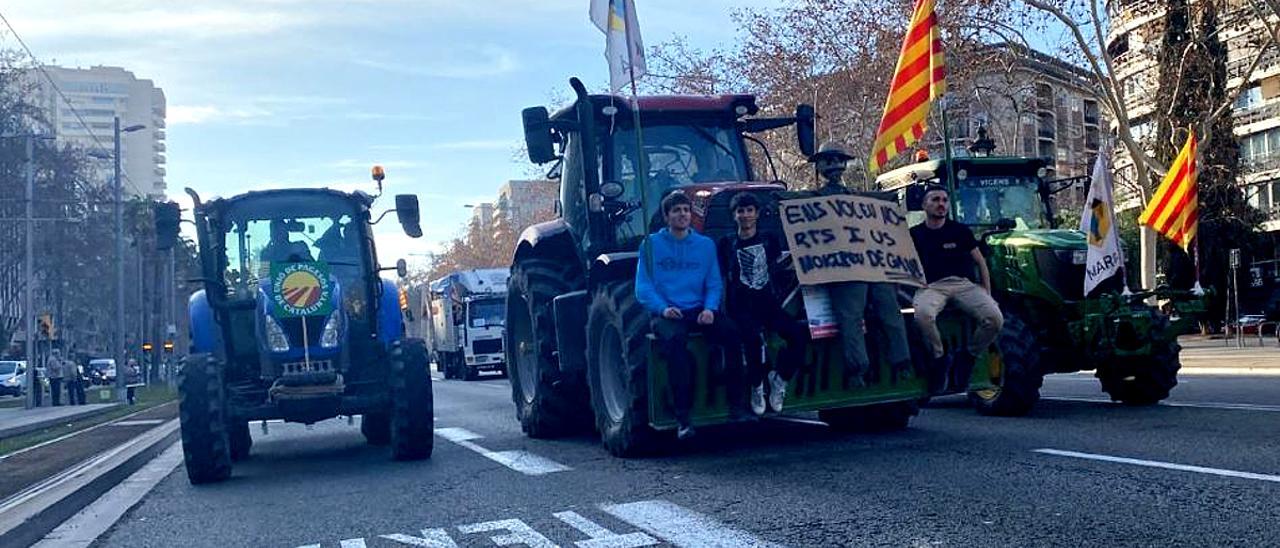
[636,192,749,440]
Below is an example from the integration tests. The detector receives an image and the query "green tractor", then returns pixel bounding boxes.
[877,152,1204,415]
[508,78,997,457]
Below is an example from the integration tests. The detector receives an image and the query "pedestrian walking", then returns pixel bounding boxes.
[125,359,142,405]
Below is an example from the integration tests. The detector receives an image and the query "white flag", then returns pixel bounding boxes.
[1079,146,1125,295]
[590,0,646,93]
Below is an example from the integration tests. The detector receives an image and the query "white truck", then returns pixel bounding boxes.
[425,269,508,380]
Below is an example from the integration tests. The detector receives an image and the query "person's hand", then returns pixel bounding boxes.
[697,309,715,326]
[663,307,683,320]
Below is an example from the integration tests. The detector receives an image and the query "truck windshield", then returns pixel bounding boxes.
[468,299,505,327]
[953,176,1046,229]
[608,123,748,241]
[220,194,366,300]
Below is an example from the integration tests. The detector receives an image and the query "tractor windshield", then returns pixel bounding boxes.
[953,176,1046,229]
[607,123,749,240]
[219,194,368,303]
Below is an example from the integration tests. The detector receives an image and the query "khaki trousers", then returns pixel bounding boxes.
[912,277,1004,359]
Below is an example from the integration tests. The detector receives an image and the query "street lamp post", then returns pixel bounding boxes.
[110,117,145,403]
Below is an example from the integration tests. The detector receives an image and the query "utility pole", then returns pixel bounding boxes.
[114,117,126,403]
[23,135,36,409]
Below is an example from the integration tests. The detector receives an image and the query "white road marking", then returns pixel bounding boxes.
[1043,396,1280,412]
[379,529,457,547]
[32,442,183,548]
[601,500,784,548]
[1034,448,1280,483]
[1178,367,1280,377]
[340,539,369,548]
[435,427,570,476]
[111,419,166,426]
[458,519,557,547]
[553,511,658,548]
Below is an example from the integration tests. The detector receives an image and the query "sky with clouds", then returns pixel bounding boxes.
[2,0,773,266]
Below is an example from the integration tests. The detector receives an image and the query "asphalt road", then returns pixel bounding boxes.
[88,370,1280,547]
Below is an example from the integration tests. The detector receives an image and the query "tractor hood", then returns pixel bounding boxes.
[991,228,1087,250]
[255,276,347,360]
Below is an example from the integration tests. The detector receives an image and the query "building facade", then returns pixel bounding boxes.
[493,179,558,235]
[1107,0,1280,313]
[33,66,167,198]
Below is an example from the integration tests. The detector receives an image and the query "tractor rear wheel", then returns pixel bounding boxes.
[389,339,434,460]
[969,313,1043,416]
[818,401,918,432]
[1099,318,1181,405]
[178,353,232,484]
[507,258,589,438]
[229,420,252,461]
[586,281,659,457]
[361,413,391,446]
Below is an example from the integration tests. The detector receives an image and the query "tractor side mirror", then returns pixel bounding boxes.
[795,104,816,158]
[154,201,181,251]
[396,258,408,278]
[523,106,558,164]
[394,194,423,238]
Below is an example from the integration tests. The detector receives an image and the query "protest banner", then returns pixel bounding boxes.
[779,194,926,288]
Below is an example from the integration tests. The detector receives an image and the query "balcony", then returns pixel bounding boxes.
[1228,48,1280,80]
[154,154,166,165]
[1235,101,1280,127]
[155,166,166,177]
[154,142,165,152]
[155,130,165,140]
[153,118,165,128]
[1242,151,1280,175]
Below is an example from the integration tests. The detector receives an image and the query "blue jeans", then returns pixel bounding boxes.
[826,282,911,376]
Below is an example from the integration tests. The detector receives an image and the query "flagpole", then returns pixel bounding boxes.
[622,3,649,236]
[939,94,957,221]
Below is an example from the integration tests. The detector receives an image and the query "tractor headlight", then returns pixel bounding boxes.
[265,318,290,353]
[320,311,340,348]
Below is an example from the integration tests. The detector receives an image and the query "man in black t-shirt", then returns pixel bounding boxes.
[718,193,809,414]
[909,185,1004,391]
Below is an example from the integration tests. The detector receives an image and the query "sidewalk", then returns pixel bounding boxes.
[1177,335,1280,375]
[0,404,120,440]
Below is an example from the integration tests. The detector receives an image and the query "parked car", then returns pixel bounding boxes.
[1238,315,1276,336]
[88,358,117,385]
[0,360,24,396]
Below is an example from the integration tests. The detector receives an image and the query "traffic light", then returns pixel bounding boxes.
[154,201,181,250]
[142,342,154,352]
[37,314,54,339]
[163,341,174,352]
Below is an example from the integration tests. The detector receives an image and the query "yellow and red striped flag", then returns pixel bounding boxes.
[869,0,946,173]
[1139,130,1198,251]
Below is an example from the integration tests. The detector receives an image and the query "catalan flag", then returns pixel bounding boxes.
[869,0,947,173]
[1139,130,1198,251]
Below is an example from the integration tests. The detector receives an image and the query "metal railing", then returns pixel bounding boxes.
[1235,101,1280,126]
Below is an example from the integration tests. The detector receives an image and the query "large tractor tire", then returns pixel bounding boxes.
[507,258,589,438]
[1099,318,1181,405]
[361,413,391,446]
[229,420,253,461]
[390,339,434,460]
[819,401,918,433]
[586,281,659,457]
[969,313,1043,417]
[178,353,232,484]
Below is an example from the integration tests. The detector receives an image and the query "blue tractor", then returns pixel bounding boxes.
[177,176,432,484]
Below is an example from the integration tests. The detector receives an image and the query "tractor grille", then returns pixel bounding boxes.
[472,338,502,355]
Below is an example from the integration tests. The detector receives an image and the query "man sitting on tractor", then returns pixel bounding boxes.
[636,192,751,441]
[717,192,809,415]
[260,219,313,264]
[909,184,1004,393]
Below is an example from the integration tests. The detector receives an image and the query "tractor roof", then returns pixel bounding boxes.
[552,93,760,124]
[209,187,374,211]
[876,156,1051,191]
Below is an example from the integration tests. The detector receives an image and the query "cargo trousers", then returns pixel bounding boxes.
[912,276,1004,359]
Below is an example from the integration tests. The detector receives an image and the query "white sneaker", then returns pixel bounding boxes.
[750,384,766,416]
[768,370,787,413]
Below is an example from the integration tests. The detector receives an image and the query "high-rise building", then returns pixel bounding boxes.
[32,65,167,198]
[1107,0,1279,312]
[494,180,558,234]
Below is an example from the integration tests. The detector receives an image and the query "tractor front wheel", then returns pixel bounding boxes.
[390,339,434,460]
[229,420,252,461]
[361,413,391,445]
[586,281,659,457]
[507,259,589,438]
[1099,320,1181,405]
[969,313,1043,416]
[177,353,232,484]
